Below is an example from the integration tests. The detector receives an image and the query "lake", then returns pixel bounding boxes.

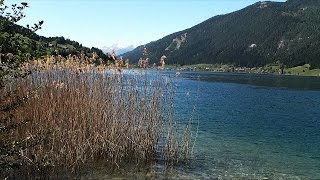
[83,70,320,179]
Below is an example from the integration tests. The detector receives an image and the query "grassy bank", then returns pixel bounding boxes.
[170,63,320,77]
[0,58,193,178]
[284,64,320,76]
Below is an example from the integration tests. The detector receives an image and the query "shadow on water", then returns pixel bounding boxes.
[163,70,320,91]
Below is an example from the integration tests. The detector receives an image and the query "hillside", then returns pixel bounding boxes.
[122,0,320,68]
[0,16,106,64]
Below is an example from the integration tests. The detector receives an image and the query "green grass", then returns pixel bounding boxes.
[167,63,320,77]
[285,64,320,76]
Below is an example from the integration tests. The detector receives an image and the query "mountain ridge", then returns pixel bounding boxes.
[123,0,320,68]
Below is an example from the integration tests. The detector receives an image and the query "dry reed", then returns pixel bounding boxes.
[0,58,193,177]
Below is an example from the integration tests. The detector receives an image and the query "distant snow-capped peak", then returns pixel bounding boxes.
[102,44,135,55]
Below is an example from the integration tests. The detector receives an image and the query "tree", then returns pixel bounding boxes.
[0,0,43,33]
[0,0,43,64]
[1,1,42,172]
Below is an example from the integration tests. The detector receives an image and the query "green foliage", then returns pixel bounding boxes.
[1,0,43,64]
[123,0,320,68]
[0,1,106,65]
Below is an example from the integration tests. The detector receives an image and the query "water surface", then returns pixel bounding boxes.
[85,70,320,179]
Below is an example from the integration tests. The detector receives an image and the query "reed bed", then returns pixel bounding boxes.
[0,59,193,177]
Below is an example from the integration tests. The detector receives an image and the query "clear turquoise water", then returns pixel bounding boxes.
[170,71,320,179]
[82,70,320,179]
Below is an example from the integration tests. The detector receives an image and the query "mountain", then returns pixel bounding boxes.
[101,44,135,56]
[122,0,320,68]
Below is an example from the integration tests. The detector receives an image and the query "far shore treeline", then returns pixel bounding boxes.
[0,15,109,65]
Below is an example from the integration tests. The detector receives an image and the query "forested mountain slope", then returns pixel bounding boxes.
[123,0,320,68]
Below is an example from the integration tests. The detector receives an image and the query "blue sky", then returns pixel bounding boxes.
[8,0,286,48]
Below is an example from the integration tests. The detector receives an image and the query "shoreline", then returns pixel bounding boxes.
[165,63,320,77]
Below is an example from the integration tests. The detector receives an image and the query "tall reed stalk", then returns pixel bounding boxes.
[1,60,193,177]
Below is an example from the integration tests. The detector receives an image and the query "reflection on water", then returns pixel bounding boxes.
[171,70,320,91]
[82,70,320,179]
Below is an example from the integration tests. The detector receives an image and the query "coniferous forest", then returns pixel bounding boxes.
[123,0,320,68]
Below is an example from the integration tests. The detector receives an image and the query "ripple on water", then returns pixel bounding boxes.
[78,70,320,179]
